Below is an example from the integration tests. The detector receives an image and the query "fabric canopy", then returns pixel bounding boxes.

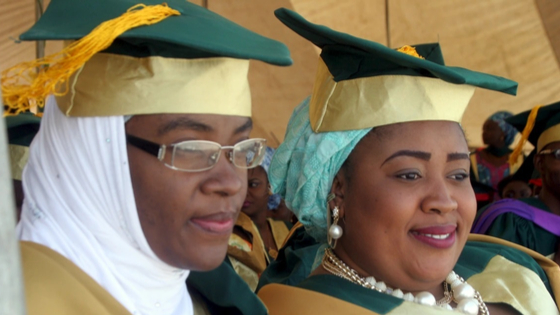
[2,0,560,148]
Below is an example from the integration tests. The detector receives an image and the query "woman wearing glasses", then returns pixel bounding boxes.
[257,8,560,315]
[473,102,560,262]
[8,0,291,314]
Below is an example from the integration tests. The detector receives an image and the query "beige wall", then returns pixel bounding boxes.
[1,0,63,71]
[3,0,560,149]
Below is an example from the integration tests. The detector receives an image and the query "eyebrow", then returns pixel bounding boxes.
[158,117,213,135]
[447,152,470,162]
[157,117,252,136]
[382,150,431,165]
[382,150,470,165]
[234,118,253,134]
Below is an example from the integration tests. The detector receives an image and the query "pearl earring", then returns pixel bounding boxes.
[328,206,343,248]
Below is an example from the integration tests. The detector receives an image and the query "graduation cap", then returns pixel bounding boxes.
[507,101,560,154]
[506,101,560,179]
[274,8,518,132]
[5,113,41,180]
[2,0,292,117]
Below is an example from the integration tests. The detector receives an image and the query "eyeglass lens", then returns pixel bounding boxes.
[170,139,265,171]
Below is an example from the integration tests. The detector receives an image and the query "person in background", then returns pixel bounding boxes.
[497,175,532,200]
[243,147,290,258]
[257,8,560,315]
[228,147,290,291]
[473,102,560,262]
[5,112,41,221]
[470,111,522,207]
[3,0,292,314]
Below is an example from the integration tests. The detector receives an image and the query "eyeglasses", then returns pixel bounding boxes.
[126,134,267,172]
[538,149,560,160]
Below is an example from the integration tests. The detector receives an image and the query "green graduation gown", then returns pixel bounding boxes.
[476,197,558,256]
[187,258,267,315]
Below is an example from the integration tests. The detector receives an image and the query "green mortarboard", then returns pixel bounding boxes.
[21,0,292,64]
[4,0,292,118]
[505,101,560,180]
[274,8,518,132]
[5,113,41,180]
[506,101,560,153]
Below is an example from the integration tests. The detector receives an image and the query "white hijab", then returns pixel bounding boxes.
[17,96,193,315]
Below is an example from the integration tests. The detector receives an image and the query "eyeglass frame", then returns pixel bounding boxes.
[125,133,267,172]
[538,149,560,160]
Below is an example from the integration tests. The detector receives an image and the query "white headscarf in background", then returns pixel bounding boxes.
[17,96,193,315]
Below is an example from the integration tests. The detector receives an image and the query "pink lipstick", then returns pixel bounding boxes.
[410,225,457,249]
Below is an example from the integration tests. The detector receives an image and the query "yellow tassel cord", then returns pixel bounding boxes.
[396,45,425,59]
[509,105,543,165]
[2,3,180,116]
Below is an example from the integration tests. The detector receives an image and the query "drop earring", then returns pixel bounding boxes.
[328,206,343,248]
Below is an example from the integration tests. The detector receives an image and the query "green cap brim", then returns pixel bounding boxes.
[20,0,292,66]
[274,8,516,94]
[506,101,560,146]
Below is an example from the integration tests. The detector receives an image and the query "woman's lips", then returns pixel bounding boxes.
[410,225,457,249]
[242,201,252,208]
[191,213,235,234]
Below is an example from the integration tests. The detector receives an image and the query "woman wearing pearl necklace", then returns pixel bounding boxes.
[257,8,560,315]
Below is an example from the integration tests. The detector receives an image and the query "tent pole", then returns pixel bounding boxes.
[0,92,27,314]
[35,0,45,60]
[385,0,391,48]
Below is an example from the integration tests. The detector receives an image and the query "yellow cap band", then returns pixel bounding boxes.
[309,59,474,132]
[55,53,251,117]
[538,124,560,152]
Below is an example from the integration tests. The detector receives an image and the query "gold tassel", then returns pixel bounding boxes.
[2,3,180,116]
[509,105,542,165]
[396,45,425,59]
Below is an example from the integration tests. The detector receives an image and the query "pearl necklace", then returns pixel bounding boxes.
[322,248,489,315]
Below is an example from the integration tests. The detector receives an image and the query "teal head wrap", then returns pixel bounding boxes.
[268,97,370,242]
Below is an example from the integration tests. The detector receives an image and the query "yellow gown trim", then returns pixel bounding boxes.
[468,234,560,307]
[227,212,268,291]
[266,218,290,260]
[259,283,377,315]
[468,255,558,314]
[20,241,131,315]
